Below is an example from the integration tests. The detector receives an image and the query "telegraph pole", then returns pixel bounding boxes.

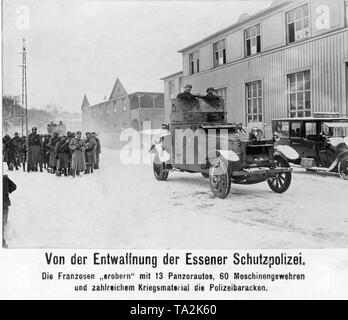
[20,38,28,137]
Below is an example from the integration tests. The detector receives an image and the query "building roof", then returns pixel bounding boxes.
[160,71,183,80]
[177,1,290,53]
[85,93,108,106]
[109,78,128,100]
[83,78,164,109]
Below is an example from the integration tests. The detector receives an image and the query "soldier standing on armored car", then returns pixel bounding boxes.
[176,84,200,101]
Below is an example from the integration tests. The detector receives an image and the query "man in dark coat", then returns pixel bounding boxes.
[3,135,17,171]
[28,127,43,172]
[176,84,199,101]
[42,134,51,170]
[47,131,60,173]
[92,132,101,169]
[11,132,21,169]
[3,175,17,248]
[18,136,27,172]
[204,87,220,101]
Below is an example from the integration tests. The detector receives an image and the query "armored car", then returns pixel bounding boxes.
[150,96,298,198]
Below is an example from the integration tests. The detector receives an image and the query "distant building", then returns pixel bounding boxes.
[81,78,165,147]
[162,0,348,137]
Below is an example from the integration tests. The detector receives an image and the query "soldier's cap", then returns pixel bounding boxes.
[184,84,192,89]
[32,127,37,130]
[14,132,19,136]
[206,87,215,92]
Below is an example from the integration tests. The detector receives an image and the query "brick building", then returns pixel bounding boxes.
[81,78,164,147]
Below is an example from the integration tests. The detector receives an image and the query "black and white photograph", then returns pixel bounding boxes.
[1,0,348,301]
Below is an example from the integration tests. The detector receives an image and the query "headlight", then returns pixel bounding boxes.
[273,132,280,142]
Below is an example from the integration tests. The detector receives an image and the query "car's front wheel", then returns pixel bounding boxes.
[267,155,292,193]
[338,156,348,180]
[209,159,231,199]
[153,161,169,181]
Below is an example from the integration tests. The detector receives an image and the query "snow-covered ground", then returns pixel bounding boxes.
[4,148,348,249]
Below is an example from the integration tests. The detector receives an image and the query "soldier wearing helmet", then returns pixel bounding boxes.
[176,84,199,101]
[28,127,43,172]
[204,87,220,102]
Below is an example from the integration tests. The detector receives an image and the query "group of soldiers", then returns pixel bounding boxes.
[3,127,101,178]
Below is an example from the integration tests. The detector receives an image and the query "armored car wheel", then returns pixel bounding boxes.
[338,157,348,180]
[201,172,210,178]
[153,161,169,181]
[267,155,292,193]
[209,159,231,199]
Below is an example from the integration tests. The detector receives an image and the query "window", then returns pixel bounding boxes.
[99,106,102,116]
[106,105,110,115]
[122,99,126,112]
[275,121,289,138]
[246,81,263,124]
[215,87,227,103]
[290,122,302,137]
[168,80,174,98]
[113,105,117,113]
[287,70,311,118]
[245,24,261,57]
[287,4,310,43]
[189,51,199,75]
[305,122,317,137]
[213,39,226,67]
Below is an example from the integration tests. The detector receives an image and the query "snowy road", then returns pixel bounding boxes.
[5,148,348,249]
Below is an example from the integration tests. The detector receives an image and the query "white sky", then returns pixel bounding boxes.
[2,0,271,112]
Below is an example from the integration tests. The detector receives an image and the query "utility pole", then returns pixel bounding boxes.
[19,38,28,137]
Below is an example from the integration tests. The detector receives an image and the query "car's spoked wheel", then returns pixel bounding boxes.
[209,159,231,199]
[153,161,169,181]
[267,155,292,193]
[338,157,348,180]
[201,172,209,178]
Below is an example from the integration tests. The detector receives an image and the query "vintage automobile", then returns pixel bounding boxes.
[272,113,348,180]
[149,96,299,199]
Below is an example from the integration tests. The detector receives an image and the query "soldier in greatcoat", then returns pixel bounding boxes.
[3,135,17,171]
[42,134,51,170]
[84,132,97,174]
[54,135,71,176]
[47,131,60,173]
[18,136,27,172]
[69,131,86,177]
[92,132,101,169]
[28,127,43,172]
[11,132,21,169]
